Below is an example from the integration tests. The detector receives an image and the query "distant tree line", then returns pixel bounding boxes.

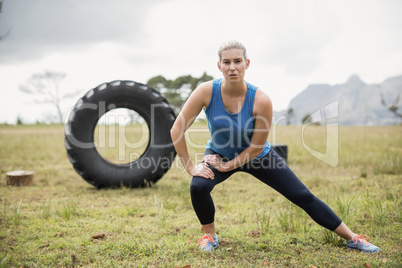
[147,72,213,110]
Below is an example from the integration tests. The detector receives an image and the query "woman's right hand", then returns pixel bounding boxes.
[189,163,215,180]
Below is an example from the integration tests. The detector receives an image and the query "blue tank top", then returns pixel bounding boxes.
[204,78,271,160]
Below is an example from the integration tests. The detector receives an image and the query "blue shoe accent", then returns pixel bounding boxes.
[197,233,219,252]
[346,235,380,253]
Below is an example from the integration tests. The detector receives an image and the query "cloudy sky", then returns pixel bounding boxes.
[0,0,401,124]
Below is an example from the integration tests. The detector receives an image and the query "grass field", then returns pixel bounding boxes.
[0,124,401,267]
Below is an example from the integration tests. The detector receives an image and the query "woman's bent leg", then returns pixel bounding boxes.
[190,175,218,225]
[190,148,235,225]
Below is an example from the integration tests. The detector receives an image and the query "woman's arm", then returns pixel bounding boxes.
[170,82,215,179]
[203,89,272,172]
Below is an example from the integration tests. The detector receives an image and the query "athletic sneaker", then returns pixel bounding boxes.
[197,233,219,252]
[346,235,380,253]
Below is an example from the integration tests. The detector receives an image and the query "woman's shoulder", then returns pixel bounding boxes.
[189,80,214,109]
[193,80,213,98]
[253,88,272,115]
[254,87,270,100]
[196,80,214,92]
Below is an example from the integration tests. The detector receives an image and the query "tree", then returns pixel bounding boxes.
[302,114,312,125]
[147,72,213,110]
[286,108,294,125]
[16,115,23,125]
[381,92,402,119]
[19,71,78,124]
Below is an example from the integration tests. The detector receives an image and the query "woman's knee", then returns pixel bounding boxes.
[190,177,213,197]
[290,189,315,205]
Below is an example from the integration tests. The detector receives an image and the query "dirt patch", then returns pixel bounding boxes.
[92,233,106,239]
[246,230,261,237]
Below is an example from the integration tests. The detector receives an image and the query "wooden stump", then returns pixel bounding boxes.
[6,170,34,186]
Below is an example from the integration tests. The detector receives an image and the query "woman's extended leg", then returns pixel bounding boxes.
[243,149,380,253]
[245,149,342,230]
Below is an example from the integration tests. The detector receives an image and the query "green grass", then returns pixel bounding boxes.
[0,124,401,267]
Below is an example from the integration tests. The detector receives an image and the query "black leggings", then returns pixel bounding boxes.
[190,148,342,231]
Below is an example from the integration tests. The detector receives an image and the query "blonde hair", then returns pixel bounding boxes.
[218,40,247,61]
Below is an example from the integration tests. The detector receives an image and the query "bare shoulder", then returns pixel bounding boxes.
[254,88,272,115]
[189,80,213,108]
[194,80,213,95]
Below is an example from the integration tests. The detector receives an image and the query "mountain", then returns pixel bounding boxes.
[284,75,402,125]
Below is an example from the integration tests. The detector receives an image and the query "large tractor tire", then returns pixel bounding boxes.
[65,80,176,188]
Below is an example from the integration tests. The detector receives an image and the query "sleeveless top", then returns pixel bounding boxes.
[204,78,271,160]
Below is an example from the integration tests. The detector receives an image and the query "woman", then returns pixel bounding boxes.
[170,40,380,253]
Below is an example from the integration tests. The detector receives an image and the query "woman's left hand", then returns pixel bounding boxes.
[203,154,229,172]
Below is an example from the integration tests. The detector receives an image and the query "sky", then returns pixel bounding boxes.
[0,0,401,124]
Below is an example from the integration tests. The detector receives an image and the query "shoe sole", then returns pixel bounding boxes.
[346,247,381,254]
[199,243,219,252]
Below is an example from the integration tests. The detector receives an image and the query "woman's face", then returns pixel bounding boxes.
[218,48,250,83]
